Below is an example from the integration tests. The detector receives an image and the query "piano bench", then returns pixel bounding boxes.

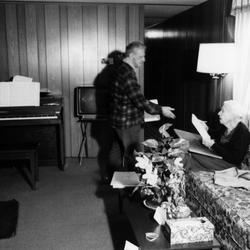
[0,144,39,190]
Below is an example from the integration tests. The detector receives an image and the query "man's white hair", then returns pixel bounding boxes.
[223,100,245,120]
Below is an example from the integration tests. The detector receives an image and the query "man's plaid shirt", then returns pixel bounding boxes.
[110,62,162,129]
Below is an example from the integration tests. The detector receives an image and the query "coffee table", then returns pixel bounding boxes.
[121,197,221,250]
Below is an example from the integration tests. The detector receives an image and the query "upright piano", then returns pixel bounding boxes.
[0,95,65,170]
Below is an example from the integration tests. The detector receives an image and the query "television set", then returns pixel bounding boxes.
[74,86,109,120]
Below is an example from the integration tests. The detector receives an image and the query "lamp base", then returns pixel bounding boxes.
[210,73,226,79]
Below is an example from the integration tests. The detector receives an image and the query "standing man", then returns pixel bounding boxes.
[110,41,175,171]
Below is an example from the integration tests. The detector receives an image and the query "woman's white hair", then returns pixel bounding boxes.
[223,100,245,120]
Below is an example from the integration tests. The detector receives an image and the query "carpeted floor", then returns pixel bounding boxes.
[0,158,120,250]
[0,157,222,250]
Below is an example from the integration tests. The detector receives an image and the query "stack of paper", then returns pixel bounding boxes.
[144,99,161,122]
[13,75,32,82]
[110,171,140,188]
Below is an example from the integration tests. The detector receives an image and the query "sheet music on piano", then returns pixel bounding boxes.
[0,81,40,107]
[13,75,32,82]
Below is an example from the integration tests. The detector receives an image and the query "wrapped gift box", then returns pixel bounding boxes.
[162,217,214,245]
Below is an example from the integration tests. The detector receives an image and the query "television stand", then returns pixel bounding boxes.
[77,116,108,166]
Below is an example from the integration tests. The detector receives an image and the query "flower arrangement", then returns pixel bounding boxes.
[134,123,191,219]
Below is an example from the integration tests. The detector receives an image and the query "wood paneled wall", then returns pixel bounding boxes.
[0,2,144,157]
[144,0,234,132]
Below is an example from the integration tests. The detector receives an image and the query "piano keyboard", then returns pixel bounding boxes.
[0,116,58,121]
[0,104,61,122]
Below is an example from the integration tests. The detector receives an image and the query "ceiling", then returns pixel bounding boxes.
[4,0,207,28]
[144,0,208,28]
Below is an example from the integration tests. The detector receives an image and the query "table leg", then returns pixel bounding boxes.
[78,121,88,165]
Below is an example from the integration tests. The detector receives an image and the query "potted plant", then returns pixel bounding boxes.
[134,123,191,219]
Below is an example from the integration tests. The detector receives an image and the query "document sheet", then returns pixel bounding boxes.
[191,114,210,141]
[144,99,161,122]
[124,240,139,250]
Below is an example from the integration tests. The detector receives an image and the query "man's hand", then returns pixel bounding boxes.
[161,106,176,119]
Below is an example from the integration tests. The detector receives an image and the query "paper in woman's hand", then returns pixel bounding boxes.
[191,114,211,141]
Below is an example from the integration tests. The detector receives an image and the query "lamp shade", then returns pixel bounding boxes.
[197,43,235,74]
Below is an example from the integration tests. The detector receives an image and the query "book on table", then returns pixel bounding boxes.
[174,128,222,159]
[110,171,140,188]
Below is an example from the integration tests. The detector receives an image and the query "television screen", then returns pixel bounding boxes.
[74,86,109,120]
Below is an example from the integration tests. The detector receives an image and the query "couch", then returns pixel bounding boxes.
[185,154,250,250]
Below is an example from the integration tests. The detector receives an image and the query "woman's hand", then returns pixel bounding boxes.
[202,137,215,149]
[199,119,209,131]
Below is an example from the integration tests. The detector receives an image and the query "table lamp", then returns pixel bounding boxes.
[197,43,235,79]
[196,43,235,114]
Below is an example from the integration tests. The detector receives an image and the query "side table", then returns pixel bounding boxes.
[119,196,222,250]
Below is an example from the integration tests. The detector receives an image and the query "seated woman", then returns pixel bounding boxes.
[202,100,250,167]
